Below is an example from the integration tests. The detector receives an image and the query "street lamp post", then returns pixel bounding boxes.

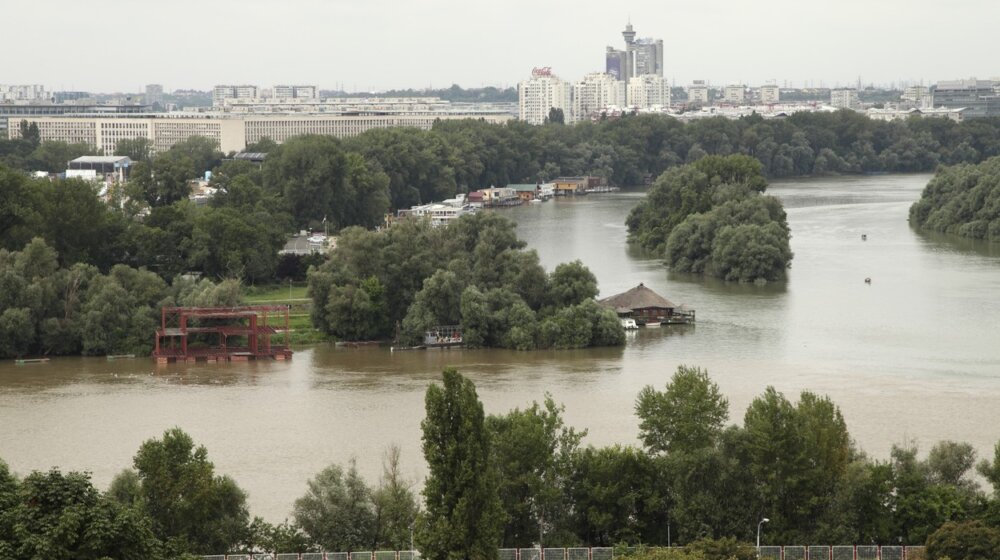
[756,517,770,549]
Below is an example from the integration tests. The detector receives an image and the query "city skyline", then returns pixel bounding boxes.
[5,0,1000,93]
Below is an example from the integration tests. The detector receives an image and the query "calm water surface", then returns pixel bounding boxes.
[2,173,999,522]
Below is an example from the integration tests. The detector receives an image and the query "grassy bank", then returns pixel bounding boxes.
[242,284,330,345]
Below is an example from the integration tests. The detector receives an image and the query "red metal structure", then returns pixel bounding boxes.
[153,306,292,364]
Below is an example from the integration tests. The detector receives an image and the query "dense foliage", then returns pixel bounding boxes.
[308,212,625,348]
[5,369,1000,555]
[910,156,1000,240]
[418,368,504,560]
[627,155,793,282]
[0,238,241,358]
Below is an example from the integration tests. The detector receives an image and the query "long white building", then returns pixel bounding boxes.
[8,110,513,155]
[573,73,625,121]
[627,74,669,109]
[518,68,571,125]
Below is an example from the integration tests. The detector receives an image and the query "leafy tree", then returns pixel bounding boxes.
[372,445,420,550]
[417,369,504,560]
[635,365,729,456]
[1,468,164,560]
[115,137,154,163]
[294,460,377,551]
[926,520,1000,560]
[546,260,597,308]
[488,395,585,547]
[547,108,565,125]
[132,427,250,555]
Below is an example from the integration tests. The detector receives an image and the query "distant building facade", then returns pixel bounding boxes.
[628,75,669,109]
[518,67,571,125]
[759,84,780,104]
[573,73,625,121]
[212,85,260,107]
[0,84,49,102]
[688,80,709,104]
[614,22,664,104]
[145,84,164,105]
[830,88,860,110]
[605,47,628,81]
[931,79,1000,117]
[272,85,318,100]
[724,85,746,104]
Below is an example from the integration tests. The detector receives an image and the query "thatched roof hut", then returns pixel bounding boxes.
[599,283,676,313]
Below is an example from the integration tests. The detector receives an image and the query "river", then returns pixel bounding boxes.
[1,173,999,522]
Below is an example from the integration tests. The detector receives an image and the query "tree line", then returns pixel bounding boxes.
[4,367,999,559]
[909,155,1000,241]
[308,212,625,348]
[626,155,793,282]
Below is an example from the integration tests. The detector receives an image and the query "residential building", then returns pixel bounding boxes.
[605,47,628,81]
[627,74,669,109]
[272,85,318,100]
[688,80,709,104]
[830,88,860,110]
[760,84,780,104]
[212,85,259,107]
[518,67,571,125]
[573,73,625,121]
[931,79,1000,118]
[724,84,746,104]
[0,84,49,102]
[145,84,164,105]
[478,187,520,207]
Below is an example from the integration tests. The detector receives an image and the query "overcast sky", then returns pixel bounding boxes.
[6,0,999,93]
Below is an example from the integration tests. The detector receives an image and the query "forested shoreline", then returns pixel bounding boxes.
[910,156,1000,240]
[5,112,1000,354]
[2,367,999,559]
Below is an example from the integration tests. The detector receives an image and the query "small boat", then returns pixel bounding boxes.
[620,318,638,330]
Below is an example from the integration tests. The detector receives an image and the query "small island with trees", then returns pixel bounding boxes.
[308,212,625,349]
[626,155,793,282]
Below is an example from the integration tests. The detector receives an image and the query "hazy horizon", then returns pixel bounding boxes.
[6,0,999,93]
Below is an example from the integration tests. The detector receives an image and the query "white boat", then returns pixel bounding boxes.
[620,318,638,330]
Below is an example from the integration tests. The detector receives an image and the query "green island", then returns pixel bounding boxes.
[626,155,792,282]
[2,367,1000,560]
[308,212,623,348]
[910,156,1000,240]
[4,113,1000,356]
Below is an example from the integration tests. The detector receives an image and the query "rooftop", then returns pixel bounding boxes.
[599,283,676,311]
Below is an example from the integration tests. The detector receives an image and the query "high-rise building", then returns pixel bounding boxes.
[608,22,664,104]
[145,84,164,105]
[688,81,709,104]
[830,88,860,110]
[518,68,571,125]
[931,79,1000,117]
[573,73,625,121]
[759,84,780,104]
[627,75,669,109]
[605,47,627,81]
[724,85,746,104]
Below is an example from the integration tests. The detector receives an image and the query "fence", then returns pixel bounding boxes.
[206,545,927,560]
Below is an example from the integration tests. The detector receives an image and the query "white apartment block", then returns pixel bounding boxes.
[724,85,746,104]
[831,88,860,110]
[212,85,260,107]
[688,80,709,104]
[273,85,318,100]
[573,73,625,121]
[0,84,50,102]
[518,68,571,125]
[8,112,513,155]
[627,74,669,109]
[759,84,780,104]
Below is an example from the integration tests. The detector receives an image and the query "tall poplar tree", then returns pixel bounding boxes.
[417,369,504,560]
